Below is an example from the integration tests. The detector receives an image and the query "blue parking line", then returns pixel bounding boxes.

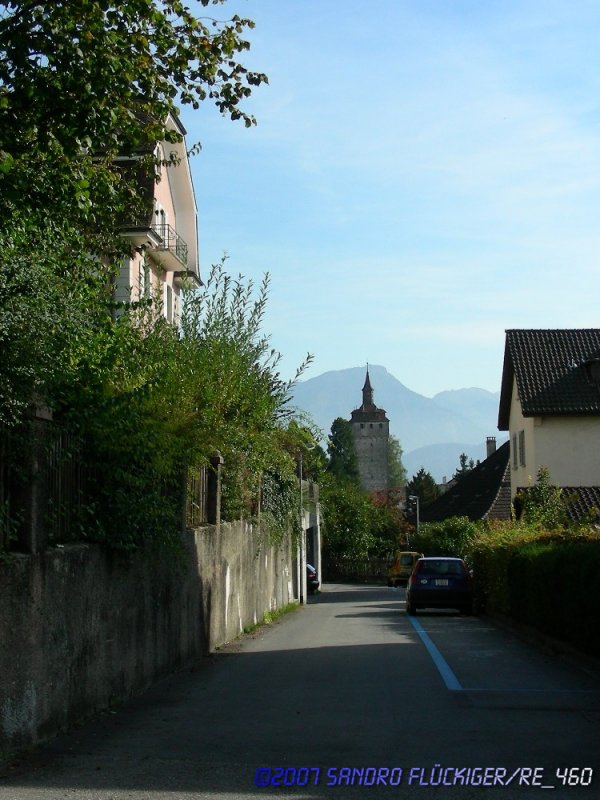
[408,616,463,691]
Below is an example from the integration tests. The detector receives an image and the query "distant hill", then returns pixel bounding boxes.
[432,388,501,432]
[403,442,490,484]
[289,365,506,482]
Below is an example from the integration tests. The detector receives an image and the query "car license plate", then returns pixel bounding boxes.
[435,579,449,586]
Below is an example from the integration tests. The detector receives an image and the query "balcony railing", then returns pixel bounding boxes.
[151,222,188,268]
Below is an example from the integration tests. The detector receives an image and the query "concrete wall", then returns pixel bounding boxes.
[0,521,295,753]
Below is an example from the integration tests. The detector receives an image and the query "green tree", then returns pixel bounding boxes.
[0,0,268,427]
[320,475,375,565]
[454,452,476,479]
[326,417,359,483]
[0,0,267,173]
[517,466,569,530]
[388,434,407,487]
[406,467,441,508]
[0,2,315,553]
[412,516,481,559]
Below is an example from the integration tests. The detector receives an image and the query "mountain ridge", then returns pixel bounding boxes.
[290,365,505,481]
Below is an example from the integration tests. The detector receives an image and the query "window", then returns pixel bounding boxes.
[512,434,518,469]
[165,284,173,322]
[518,430,526,467]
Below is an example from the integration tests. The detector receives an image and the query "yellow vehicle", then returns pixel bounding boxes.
[387,551,424,587]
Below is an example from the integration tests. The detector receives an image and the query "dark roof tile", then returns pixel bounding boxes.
[420,441,511,522]
[498,329,600,429]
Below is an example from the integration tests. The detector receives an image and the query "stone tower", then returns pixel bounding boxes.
[350,368,389,492]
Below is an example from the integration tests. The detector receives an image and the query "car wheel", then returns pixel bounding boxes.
[387,579,393,587]
[460,603,472,616]
[406,602,416,616]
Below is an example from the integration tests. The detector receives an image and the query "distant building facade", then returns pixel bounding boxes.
[350,369,389,492]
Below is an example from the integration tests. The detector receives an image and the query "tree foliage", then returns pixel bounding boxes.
[0,0,267,167]
[406,467,441,508]
[320,476,376,564]
[454,452,476,480]
[63,261,312,548]
[0,0,268,294]
[0,1,312,553]
[0,0,269,427]
[387,433,407,487]
[411,516,481,560]
[516,466,570,530]
[0,216,117,427]
[326,417,359,483]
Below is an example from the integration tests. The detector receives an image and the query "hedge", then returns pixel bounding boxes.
[472,530,600,657]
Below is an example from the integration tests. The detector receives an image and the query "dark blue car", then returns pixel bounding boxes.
[405,557,473,615]
[307,563,320,594]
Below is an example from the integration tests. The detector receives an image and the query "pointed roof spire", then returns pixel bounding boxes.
[362,364,374,409]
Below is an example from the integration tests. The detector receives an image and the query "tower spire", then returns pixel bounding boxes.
[362,365,374,409]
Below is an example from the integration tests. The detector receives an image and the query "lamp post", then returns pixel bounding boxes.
[298,443,316,605]
[299,451,306,604]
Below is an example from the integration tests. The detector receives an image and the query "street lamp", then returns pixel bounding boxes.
[298,443,315,605]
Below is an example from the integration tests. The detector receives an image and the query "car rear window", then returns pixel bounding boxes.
[418,560,465,576]
[400,555,415,565]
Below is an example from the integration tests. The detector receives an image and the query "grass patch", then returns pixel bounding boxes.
[242,602,299,635]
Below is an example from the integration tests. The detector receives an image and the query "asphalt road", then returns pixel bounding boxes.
[1,583,599,800]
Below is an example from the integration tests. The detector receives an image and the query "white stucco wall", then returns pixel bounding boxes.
[534,416,600,487]
[508,377,600,493]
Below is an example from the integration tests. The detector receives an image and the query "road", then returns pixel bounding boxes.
[1,583,599,800]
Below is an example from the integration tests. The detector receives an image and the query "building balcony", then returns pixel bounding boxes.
[151,222,188,270]
[120,220,200,288]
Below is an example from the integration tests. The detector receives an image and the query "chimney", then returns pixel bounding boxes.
[486,436,496,458]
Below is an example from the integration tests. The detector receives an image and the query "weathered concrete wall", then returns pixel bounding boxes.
[0,521,295,752]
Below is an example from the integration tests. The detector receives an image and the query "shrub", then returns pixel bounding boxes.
[412,516,481,560]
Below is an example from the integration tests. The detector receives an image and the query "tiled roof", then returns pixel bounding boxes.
[515,485,600,525]
[563,487,600,524]
[498,329,600,429]
[420,441,511,523]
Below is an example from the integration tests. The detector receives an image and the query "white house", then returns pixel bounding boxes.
[498,329,600,499]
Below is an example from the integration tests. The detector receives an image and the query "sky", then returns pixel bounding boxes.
[180,0,600,398]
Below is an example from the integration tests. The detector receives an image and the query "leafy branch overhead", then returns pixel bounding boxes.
[0,1,268,235]
[0,0,268,161]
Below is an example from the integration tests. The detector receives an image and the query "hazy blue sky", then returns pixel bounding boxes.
[181,0,600,398]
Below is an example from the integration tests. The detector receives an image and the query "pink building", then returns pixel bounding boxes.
[118,112,199,322]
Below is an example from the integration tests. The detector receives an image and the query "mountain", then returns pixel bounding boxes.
[289,365,505,482]
[403,442,490,484]
[432,388,501,433]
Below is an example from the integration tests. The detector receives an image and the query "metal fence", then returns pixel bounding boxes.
[323,556,388,584]
[186,466,208,527]
[44,427,92,544]
[1,419,211,551]
[0,427,13,551]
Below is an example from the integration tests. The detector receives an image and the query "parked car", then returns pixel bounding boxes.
[307,563,320,594]
[387,550,424,587]
[405,557,472,615]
